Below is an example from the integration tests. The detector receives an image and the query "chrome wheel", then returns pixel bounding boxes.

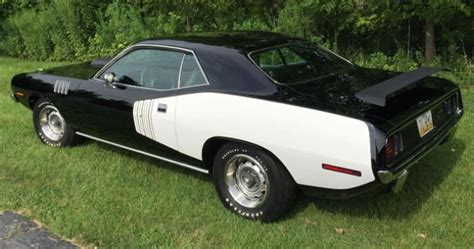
[224,154,269,208]
[38,105,65,141]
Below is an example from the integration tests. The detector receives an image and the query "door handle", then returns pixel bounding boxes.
[157,103,167,113]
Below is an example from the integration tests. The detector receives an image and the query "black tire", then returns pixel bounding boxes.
[33,99,80,147]
[213,142,296,222]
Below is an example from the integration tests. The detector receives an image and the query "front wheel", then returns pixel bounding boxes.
[213,143,296,222]
[33,99,80,147]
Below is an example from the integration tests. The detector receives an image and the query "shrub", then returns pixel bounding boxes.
[354,49,473,87]
[8,9,53,60]
[88,2,150,59]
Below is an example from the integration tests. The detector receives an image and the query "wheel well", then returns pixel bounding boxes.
[28,95,41,109]
[202,137,293,179]
[202,137,229,172]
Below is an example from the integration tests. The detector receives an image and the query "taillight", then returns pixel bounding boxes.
[386,134,404,162]
[443,94,458,115]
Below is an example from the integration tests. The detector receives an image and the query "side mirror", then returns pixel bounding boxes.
[104,73,117,84]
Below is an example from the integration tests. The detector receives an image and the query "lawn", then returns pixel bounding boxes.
[0,57,473,248]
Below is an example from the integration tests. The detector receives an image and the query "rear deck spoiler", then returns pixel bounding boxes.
[355,67,444,106]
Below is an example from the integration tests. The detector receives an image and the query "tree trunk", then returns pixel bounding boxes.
[334,29,339,53]
[407,17,411,58]
[425,19,436,62]
[186,17,191,33]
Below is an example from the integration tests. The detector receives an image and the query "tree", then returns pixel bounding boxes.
[409,0,471,62]
[277,0,357,52]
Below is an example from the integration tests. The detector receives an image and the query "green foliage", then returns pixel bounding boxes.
[88,2,150,59]
[8,9,53,60]
[0,0,472,80]
[354,49,472,87]
[355,50,421,72]
[0,0,102,60]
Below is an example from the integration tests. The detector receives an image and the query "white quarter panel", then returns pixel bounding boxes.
[133,97,178,150]
[176,93,375,189]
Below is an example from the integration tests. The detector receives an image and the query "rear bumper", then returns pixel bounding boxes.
[377,108,462,184]
[301,108,462,199]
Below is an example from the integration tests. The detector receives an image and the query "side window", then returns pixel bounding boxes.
[279,47,305,65]
[252,49,285,79]
[179,54,207,87]
[253,49,284,67]
[101,49,184,90]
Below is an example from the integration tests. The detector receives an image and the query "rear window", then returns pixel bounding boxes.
[250,43,353,85]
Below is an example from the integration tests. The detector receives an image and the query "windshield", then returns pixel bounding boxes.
[249,43,353,85]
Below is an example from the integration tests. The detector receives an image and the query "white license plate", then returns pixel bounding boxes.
[416,110,434,138]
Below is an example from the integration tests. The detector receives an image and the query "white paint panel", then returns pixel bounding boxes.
[175,93,375,189]
[133,97,178,150]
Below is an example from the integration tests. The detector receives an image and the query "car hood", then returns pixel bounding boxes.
[42,62,102,80]
[276,67,458,131]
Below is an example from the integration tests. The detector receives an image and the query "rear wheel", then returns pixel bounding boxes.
[213,142,296,222]
[33,99,80,147]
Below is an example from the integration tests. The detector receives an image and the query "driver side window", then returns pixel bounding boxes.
[101,48,184,90]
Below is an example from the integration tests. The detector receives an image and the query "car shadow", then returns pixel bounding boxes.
[81,137,465,221]
[286,138,466,221]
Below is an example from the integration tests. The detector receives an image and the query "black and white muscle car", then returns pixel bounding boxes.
[11,32,463,221]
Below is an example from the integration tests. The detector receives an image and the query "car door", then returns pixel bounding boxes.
[68,46,207,163]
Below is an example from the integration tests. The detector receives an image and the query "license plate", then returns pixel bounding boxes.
[416,110,434,138]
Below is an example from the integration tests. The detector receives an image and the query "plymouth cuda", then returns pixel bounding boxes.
[11,32,463,221]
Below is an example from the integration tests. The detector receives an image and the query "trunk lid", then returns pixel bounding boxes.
[283,67,459,132]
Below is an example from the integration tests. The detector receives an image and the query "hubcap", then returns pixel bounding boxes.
[224,154,269,208]
[39,105,65,141]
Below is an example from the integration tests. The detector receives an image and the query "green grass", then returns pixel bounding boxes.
[0,57,473,248]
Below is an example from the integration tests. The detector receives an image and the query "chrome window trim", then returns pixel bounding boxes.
[177,53,186,88]
[76,131,209,174]
[93,44,210,91]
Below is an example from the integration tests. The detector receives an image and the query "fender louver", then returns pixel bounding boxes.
[53,80,71,95]
[355,67,444,106]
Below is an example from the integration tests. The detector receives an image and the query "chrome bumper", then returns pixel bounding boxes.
[377,169,408,193]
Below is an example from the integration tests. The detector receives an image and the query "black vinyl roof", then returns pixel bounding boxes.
[136,31,305,54]
[133,31,306,96]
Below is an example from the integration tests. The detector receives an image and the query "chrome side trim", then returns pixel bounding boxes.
[75,131,209,174]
